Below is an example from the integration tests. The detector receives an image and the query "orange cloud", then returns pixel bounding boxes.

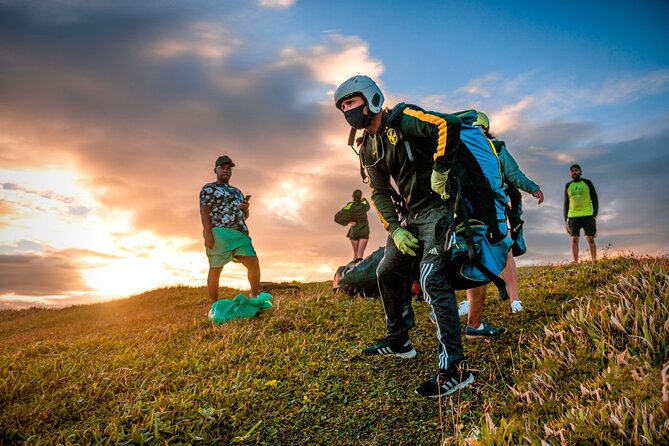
[0,9,390,306]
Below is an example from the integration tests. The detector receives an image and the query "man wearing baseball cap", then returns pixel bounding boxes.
[199,155,260,302]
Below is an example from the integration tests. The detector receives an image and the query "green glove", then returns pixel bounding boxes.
[431,169,450,200]
[391,227,420,256]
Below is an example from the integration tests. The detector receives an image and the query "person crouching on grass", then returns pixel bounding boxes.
[199,155,261,303]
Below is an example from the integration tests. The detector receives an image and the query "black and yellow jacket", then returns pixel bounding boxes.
[360,103,462,235]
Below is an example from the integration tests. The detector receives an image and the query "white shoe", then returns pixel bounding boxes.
[511,300,524,314]
[457,300,469,317]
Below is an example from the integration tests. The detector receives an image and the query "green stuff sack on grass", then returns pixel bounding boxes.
[208,292,273,324]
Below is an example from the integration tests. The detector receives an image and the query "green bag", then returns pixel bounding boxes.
[208,292,273,325]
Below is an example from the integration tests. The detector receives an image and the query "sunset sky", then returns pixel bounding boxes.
[1,0,668,309]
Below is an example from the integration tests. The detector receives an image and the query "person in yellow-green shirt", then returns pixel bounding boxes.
[563,164,599,262]
[334,189,371,261]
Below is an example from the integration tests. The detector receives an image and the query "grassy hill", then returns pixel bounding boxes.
[1,256,668,445]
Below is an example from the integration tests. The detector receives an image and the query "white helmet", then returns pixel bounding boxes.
[334,75,384,114]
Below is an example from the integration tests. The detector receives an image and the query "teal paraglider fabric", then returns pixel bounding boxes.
[208,292,273,325]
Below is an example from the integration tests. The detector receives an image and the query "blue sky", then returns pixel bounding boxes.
[1,0,668,308]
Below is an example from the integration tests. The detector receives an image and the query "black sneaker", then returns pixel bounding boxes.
[415,361,475,398]
[465,320,507,339]
[362,336,416,358]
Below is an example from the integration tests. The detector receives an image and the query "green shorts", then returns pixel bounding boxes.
[206,227,257,268]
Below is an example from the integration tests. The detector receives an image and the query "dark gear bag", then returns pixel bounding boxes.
[333,247,385,297]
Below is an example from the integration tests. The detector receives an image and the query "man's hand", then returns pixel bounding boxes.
[565,219,571,235]
[532,190,544,204]
[391,227,420,256]
[204,231,215,249]
[240,199,250,219]
[431,169,450,200]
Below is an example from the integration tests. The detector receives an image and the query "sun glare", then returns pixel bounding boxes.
[81,258,177,297]
[264,180,312,223]
[1,166,232,306]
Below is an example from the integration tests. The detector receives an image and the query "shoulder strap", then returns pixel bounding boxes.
[452,176,508,301]
[386,103,423,163]
[396,129,414,162]
[491,139,504,156]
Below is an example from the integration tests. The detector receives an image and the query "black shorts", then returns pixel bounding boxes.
[568,216,596,237]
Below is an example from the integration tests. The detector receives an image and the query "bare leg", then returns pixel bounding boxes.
[502,251,519,302]
[586,236,597,262]
[466,285,487,329]
[571,236,580,263]
[350,239,359,260]
[356,238,369,259]
[236,256,261,297]
[207,267,223,303]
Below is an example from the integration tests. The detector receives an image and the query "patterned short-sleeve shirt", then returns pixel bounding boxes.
[199,182,249,234]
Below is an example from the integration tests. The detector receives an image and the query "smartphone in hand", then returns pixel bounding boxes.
[244,195,251,202]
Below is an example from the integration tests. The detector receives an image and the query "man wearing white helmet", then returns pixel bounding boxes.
[334,75,474,398]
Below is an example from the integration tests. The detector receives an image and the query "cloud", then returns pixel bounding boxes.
[258,0,296,8]
[591,70,669,105]
[0,200,13,228]
[486,97,536,134]
[0,1,390,303]
[453,69,669,132]
[149,22,242,64]
[0,250,91,296]
[457,73,501,97]
[277,35,384,86]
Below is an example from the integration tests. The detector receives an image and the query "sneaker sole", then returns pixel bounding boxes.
[465,329,508,340]
[416,373,476,398]
[395,348,417,358]
[363,348,417,358]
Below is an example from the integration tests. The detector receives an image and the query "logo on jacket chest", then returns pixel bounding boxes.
[386,128,398,145]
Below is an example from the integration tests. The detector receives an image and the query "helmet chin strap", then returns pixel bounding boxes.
[347,126,370,184]
[347,127,358,154]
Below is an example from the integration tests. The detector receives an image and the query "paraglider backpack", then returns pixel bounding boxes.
[389,105,512,300]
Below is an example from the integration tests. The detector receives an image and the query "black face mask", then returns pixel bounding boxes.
[344,104,372,129]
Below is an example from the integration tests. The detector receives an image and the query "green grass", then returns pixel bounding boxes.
[1,255,668,445]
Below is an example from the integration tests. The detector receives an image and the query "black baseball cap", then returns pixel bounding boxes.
[215,155,235,167]
[570,163,581,170]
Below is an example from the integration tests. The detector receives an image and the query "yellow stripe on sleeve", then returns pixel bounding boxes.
[403,108,448,160]
[369,184,391,230]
